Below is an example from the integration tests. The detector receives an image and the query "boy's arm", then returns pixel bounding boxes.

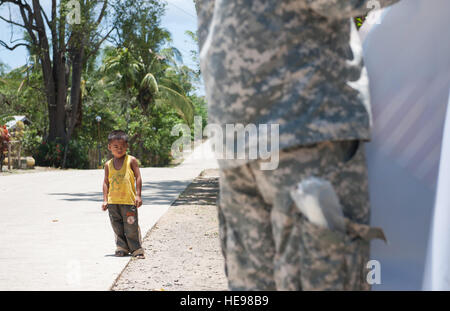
[130,157,143,208]
[102,164,109,211]
[306,0,401,19]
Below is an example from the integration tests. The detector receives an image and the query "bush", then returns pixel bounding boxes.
[127,105,183,167]
[22,127,42,156]
[35,139,89,169]
[64,140,90,169]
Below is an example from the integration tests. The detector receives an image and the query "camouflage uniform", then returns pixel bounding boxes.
[218,140,388,290]
[196,0,399,290]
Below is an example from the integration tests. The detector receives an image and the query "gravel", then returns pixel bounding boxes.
[111,169,228,291]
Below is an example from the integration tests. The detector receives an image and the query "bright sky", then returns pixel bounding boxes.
[162,0,198,69]
[0,0,199,71]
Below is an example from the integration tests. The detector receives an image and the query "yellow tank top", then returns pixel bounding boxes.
[107,154,136,205]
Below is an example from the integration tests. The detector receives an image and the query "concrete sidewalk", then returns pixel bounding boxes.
[0,140,218,290]
[112,169,228,291]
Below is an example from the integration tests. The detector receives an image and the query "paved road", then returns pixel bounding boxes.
[0,140,218,290]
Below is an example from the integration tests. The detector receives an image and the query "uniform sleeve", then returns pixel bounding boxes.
[306,0,401,19]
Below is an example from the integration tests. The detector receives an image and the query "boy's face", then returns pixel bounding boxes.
[108,139,128,158]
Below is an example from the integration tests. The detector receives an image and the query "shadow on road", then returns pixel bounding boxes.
[172,176,219,206]
[47,180,191,205]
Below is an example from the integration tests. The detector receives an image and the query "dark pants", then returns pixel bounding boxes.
[107,204,144,256]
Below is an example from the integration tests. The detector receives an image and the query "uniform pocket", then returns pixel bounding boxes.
[297,213,348,291]
[336,140,361,168]
[297,212,386,291]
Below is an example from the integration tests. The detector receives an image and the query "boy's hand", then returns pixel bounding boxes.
[102,202,108,211]
[135,196,143,208]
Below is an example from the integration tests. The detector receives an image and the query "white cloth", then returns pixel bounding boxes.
[360,0,450,290]
[423,89,450,290]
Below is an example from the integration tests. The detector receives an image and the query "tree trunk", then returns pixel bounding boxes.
[62,44,85,168]
[44,72,67,143]
[32,0,66,143]
[0,0,112,150]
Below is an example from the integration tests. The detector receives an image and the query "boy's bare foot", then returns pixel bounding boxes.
[115,250,128,257]
[133,254,145,259]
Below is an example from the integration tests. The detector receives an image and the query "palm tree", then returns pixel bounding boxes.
[101,46,194,125]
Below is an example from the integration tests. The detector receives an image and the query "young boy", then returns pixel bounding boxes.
[102,130,145,259]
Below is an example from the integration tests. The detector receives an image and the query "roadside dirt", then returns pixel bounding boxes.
[0,166,68,175]
[111,169,228,291]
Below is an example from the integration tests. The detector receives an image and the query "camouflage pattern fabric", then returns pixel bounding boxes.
[195,0,400,168]
[108,204,144,256]
[218,140,386,290]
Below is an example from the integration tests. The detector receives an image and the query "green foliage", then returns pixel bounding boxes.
[0,0,205,169]
[35,140,89,169]
[113,0,170,62]
[0,61,9,76]
[102,46,195,125]
[22,127,42,156]
[191,94,208,136]
[354,16,367,29]
[185,30,201,82]
[0,115,14,125]
[0,63,47,138]
[127,104,183,166]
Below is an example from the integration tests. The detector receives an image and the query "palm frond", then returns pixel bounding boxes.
[140,73,158,94]
[158,85,194,125]
[159,47,183,66]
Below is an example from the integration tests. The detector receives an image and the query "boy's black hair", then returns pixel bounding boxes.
[108,130,128,143]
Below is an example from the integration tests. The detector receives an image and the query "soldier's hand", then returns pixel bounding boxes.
[102,202,108,211]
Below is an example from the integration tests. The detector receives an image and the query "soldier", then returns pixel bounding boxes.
[195,0,400,290]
